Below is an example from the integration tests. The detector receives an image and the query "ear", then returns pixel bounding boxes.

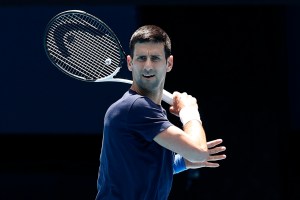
[127,55,133,71]
[166,55,173,72]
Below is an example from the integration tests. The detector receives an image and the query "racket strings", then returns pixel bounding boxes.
[56,15,118,78]
[70,14,123,77]
[52,28,113,78]
[46,12,123,81]
[69,14,121,70]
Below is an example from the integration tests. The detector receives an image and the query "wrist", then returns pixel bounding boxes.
[179,107,202,126]
[173,154,187,174]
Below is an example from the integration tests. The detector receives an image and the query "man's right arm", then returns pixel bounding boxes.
[154,91,209,162]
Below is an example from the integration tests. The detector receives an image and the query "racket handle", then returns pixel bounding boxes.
[162,89,173,105]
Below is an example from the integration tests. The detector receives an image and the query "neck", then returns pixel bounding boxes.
[130,85,163,105]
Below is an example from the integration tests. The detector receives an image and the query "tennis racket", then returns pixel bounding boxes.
[44,10,173,105]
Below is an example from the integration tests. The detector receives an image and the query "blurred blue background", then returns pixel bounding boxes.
[0,1,299,200]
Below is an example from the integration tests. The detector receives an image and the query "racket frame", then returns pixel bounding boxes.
[44,9,173,105]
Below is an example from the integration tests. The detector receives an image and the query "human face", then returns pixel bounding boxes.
[127,42,173,94]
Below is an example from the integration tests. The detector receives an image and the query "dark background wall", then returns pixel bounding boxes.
[0,1,299,200]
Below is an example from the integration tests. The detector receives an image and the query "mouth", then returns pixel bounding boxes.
[142,74,155,78]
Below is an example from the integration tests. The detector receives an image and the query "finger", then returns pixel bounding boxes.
[173,91,180,96]
[173,92,180,101]
[209,146,226,155]
[172,91,182,101]
[207,139,223,148]
[208,154,226,161]
[169,107,179,117]
[204,162,220,168]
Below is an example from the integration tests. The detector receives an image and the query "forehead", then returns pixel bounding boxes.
[133,42,165,55]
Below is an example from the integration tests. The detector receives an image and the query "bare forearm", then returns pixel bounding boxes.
[183,120,207,151]
[183,120,208,161]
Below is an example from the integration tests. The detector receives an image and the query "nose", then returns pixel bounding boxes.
[144,58,153,71]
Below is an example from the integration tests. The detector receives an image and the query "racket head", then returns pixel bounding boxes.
[44,10,127,82]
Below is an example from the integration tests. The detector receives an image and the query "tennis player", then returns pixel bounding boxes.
[96,25,226,200]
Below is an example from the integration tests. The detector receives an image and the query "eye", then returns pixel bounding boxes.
[151,56,161,62]
[136,56,147,62]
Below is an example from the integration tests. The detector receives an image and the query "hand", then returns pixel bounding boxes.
[169,91,198,117]
[184,139,226,169]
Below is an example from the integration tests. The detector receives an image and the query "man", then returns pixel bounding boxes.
[96,25,226,200]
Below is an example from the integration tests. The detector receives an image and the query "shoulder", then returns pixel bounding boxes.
[122,89,164,112]
[129,95,167,118]
[106,90,158,115]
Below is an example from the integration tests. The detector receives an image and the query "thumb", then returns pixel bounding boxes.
[169,106,179,117]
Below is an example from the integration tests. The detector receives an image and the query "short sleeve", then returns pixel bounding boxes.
[127,97,173,141]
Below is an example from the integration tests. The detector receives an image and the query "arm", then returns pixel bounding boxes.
[184,138,226,169]
[154,91,209,163]
[173,138,226,174]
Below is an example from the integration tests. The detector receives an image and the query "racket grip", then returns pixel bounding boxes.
[162,89,173,105]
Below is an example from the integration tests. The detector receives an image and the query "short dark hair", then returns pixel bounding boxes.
[129,25,171,59]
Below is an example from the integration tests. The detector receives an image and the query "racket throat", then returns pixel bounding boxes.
[95,78,132,84]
